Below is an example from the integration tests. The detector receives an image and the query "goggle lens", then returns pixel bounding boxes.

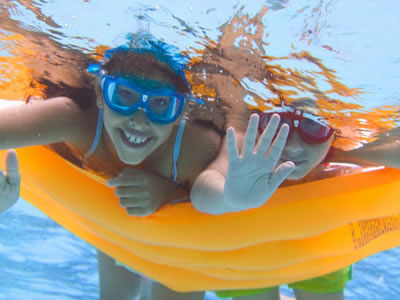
[258,112,333,144]
[259,113,291,130]
[148,96,174,117]
[114,85,140,106]
[299,118,332,142]
[102,75,185,124]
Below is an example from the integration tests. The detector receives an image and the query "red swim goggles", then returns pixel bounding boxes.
[257,108,334,144]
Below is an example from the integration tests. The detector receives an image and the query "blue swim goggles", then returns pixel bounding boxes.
[100,74,187,124]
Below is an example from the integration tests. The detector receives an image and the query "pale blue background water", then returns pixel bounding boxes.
[1,200,399,300]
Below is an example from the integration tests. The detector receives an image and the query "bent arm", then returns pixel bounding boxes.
[191,114,293,215]
[191,135,242,215]
[333,128,400,168]
[0,97,92,151]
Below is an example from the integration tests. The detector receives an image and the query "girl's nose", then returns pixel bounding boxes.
[128,109,150,130]
[282,132,304,157]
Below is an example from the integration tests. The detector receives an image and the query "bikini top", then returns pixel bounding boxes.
[84,109,186,182]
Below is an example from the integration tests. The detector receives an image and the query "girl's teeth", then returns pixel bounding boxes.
[124,131,148,144]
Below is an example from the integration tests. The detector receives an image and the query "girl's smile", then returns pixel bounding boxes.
[118,128,153,148]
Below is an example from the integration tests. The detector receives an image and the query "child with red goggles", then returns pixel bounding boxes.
[257,107,335,144]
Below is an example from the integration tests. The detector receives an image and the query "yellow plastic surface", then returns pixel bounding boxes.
[1,146,400,292]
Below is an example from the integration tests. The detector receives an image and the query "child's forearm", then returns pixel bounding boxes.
[0,97,89,150]
[191,170,240,215]
[337,139,400,169]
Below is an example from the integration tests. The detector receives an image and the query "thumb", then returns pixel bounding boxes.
[6,150,20,186]
[269,161,295,187]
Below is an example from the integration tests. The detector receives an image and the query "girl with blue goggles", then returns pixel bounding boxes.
[100,74,187,124]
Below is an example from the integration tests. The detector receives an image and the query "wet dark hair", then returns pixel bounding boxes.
[101,50,190,94]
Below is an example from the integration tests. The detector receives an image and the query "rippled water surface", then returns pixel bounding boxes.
[1,0,400,299]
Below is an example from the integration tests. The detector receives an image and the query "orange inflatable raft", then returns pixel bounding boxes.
[1,130,400,291]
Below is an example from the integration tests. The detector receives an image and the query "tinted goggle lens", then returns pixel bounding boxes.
[298,118,332,143]
[113,84,176,116]
[258,113,333,144]
[113,84,140,106]
[259,113,290,130]
[148,96,177,118]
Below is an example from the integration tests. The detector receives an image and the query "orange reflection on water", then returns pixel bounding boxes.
[0,33,45,100]
[186,7,399,151]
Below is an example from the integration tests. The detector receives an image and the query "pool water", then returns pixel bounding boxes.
[1,200,399,299]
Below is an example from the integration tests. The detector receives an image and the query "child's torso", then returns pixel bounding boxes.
[74,110,222,187]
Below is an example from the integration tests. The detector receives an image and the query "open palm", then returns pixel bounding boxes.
[224,114,294,210]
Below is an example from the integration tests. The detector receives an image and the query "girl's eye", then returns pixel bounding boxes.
[119,89,133,98]
[153,97,169,107]
[115,86,140,106]
[150,96,171,114]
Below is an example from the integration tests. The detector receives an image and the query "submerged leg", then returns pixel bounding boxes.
[142,278,205,300]
[97,250,142,300]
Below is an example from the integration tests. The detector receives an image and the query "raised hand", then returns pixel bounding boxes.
[0,150,21,213]
[224,113,295,210]
[107,168,187,217]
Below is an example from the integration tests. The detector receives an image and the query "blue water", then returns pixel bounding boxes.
[1,200,399,299]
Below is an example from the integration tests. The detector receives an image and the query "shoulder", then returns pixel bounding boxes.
[37,96,97,150]
[185,119,223,156]
[177,119,223,185]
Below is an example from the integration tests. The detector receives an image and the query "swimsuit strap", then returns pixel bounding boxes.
[172,118,187,182]
[84,109,104,159]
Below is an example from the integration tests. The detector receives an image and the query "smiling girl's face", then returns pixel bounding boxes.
[97,52,190,165]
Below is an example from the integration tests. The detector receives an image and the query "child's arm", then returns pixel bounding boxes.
[0,97,93,151]
[0,150,20,214]
[191,114,295,215]
[332,127,400,168]
[0,97,91,212]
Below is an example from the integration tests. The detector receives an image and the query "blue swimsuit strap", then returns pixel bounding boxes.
[172,118,187,182]
[84,109,104,159]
